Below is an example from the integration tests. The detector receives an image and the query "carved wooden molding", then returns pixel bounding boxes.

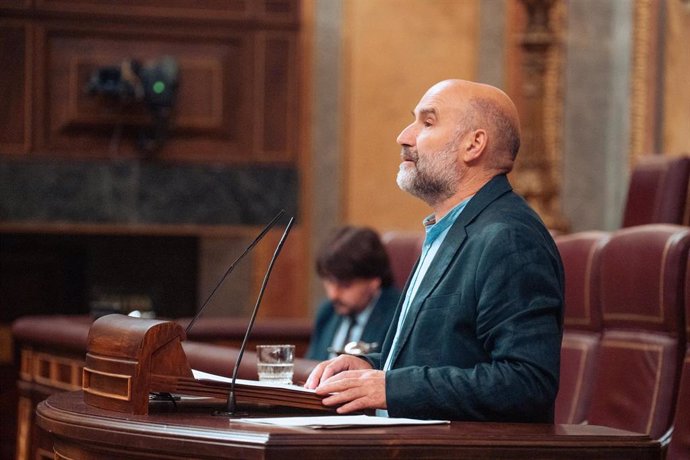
[16,396,31,460]
[543,0,566,228]
[30,0,299,25]
[630,0,662,163]
[513,0,568,231]
[19,348,84,390]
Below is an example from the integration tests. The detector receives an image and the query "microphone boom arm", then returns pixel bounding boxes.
[224,216,295,415]
[184,209,286,336]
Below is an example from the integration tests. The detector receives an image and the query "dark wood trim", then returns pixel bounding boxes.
[0,221,259,237]
[0,1,300,29]
[38,391,661,459]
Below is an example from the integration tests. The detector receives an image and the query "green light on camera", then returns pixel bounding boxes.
[153,81,166,94]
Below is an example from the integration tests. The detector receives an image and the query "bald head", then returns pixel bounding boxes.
[396,79,522,211]
[424,79,521,172]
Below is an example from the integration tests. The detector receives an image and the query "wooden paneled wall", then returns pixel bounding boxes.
[0,0,300,163]
[0,0,307,319]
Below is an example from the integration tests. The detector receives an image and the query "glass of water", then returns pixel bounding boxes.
[256,344,295,384]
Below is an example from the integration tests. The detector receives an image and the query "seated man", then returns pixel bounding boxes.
[305,226,400,361]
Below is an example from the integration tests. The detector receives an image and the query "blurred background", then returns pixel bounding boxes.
[1,0,689,457]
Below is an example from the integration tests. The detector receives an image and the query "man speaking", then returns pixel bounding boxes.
[305,79,564,423]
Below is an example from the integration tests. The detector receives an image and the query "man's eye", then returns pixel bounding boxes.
[424,121,433,127]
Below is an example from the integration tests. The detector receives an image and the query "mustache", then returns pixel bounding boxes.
[401,147,418,162]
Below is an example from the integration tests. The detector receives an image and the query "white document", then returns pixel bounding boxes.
[192,369,316,393]
[234,415,450,429]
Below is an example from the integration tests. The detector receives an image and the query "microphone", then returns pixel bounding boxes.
[149,210,286,405]
[219,216,295,416]
[184,209,285,336]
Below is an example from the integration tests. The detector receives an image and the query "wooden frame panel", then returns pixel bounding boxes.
[0,19,30,154]
[254,30,298,162]
[33,22,256,162]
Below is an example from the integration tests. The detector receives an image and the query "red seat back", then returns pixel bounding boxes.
[381,231,424,291]
[622,155,690,227]
[555,231,608,423]
[667,255,690,459]
[587,225,690,438]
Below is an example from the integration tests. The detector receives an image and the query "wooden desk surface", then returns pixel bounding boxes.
[37,391,661,460]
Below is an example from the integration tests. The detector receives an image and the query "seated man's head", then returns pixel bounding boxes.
[316,226,393,316]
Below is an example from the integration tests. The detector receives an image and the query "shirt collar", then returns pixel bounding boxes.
[422,196,474,246]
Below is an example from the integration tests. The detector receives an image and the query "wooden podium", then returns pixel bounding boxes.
[82,314,327,415]
[37,391,661,459]
[34,313,661,459]
[82,314,193,414]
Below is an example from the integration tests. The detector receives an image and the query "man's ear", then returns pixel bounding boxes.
[462,129,488,163]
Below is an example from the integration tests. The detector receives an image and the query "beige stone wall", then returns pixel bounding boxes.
[663,1,690,156]
[340,0,480,231]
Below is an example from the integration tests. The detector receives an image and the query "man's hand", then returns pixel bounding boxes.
[304,355,386,413]
[304,354,373,389]
[315,369,387,414]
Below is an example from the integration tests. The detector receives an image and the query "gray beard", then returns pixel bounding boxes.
[397,166,456,205]
[396,143,460,205]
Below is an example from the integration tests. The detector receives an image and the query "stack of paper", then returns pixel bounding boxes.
[235,415,450,429]
[160,369,331,411]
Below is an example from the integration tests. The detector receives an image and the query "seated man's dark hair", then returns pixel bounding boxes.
[316,226,393,288]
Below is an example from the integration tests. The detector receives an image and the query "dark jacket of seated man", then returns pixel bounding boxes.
[305,226,401,361]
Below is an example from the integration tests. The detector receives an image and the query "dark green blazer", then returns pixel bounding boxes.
[305,286,400,361]
[365,174,564,422]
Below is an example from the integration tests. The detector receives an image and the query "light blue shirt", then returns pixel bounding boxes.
[378,196,472,416]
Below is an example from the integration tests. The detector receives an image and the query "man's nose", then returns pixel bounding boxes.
[397,123,416,147]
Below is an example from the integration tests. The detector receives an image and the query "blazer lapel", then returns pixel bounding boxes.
[386,225,467,368]
[379,261,418,361]
[386,175,513,368]
[362,295,386,343]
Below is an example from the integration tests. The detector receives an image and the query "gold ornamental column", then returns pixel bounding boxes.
[512,0,568,231]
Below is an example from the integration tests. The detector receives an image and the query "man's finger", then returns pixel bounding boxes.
[336,398,370,414]
[304,361,328,389]
[314,371,362,394]
[319,359,351,383]
[320,384,366,407]
[323,386,373,414]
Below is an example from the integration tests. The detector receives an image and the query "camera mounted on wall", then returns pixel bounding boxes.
[86,56,179,157]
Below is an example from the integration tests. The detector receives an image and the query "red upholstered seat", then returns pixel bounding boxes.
[622,155,690,227]
[667,256,690,459]
[381,231,424,290]
[586,224,690,439]
[554,231,609,424]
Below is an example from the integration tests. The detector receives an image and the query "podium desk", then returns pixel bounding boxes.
[38,391,661,460]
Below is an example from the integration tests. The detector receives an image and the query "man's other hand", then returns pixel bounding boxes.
[304,355,386,413]
[315,369,387,414]
[304,354,372,389]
